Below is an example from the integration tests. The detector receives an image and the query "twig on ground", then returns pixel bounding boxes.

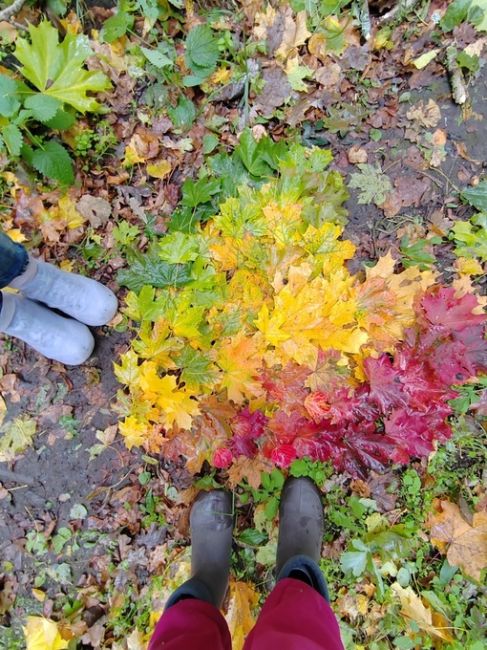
[357,0,371,41]
[446,46,468,105]
[0,0,26,21]
[378,0,420,25]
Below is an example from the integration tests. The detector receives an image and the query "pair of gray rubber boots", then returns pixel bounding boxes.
[0,256,117,365]
[171,477,328,610]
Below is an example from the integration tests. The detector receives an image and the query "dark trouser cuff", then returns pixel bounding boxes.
[277,554,330,602]
[165,576,215,611]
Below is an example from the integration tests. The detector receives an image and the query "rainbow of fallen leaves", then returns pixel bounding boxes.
[114,145,487,478]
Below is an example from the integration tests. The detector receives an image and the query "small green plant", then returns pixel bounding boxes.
[449,213,487,261]
[140,489,166,528]
[239,469,285,520]
[0,21,110,185]
[349,163,393,206]
[400,236,441,270]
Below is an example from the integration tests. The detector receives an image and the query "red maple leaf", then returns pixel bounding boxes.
[229,407,267,458]
[421,287,485,333]
[364,354,407,412]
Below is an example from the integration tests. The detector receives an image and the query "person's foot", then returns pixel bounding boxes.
[190,490,233,608]
[276,477,324,576]
[0,293,95,365]
[10,255,118,327]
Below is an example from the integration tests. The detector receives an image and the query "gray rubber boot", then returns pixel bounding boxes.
[166,491,233,610]
[0,293,95,365]
[10,256,118,327]
[276,477,324,575]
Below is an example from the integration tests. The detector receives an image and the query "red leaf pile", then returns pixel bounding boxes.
[213,288,486,477]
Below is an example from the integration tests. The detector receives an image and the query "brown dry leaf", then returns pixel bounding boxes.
[275,8,311,61]
[308,33,327,62]
[123,131,160,167]
[406,98,441,128]
[0,396,6,428]
[227,456,272,490]
[429,128,447,168]
[251,65,292,117]
[391,583,454,643]
[253,5,276,40]
[428,500,487,581]
[76,195,111,228]
[225,581,259,650]
[381,175,430,217]
[315,62,341,88]
[347,146,368,164]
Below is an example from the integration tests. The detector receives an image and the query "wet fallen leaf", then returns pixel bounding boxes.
[412,49,440,69]
[147,160,172,179]
[23,616,68,650]
[314,62,341,88]
[428,500,487,581]
[406,99,441,128]
[347,145,368,164]
[0,416,37,462]
[391,583,454,642]
[76,195,111,228]
[275,8,311,61]
[225,580,259,650]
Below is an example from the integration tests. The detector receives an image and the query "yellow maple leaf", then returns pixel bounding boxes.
[139,362,199,429]
[123,137,146,167]
[47,195,85,230]
[217,333,264,404]
[253,5,277,40]
[391,583,454,643]
[119,416,148,449]
[428,500,487,582]
[275,8,311,61]
[5,228,26,243]
[455,257,484,276]
[113,349,140,386]
[211,67,232,84]
[225,581,260,650]
[23,617,68,650]
[147,159,172,179]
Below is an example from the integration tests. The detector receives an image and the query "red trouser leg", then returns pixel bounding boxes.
[148,599,232,650]
[243,578,345,650]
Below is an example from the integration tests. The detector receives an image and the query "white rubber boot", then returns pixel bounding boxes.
[10,256,118,327]
[0,293,95,365]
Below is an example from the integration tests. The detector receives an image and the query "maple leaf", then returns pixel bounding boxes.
[14,21,110,113]
[229,408,267,458]
[225,581,259,650]
[217,333,264,404]
[364,354,407,412]
[349,164,393,206]
[421,286,485,333]
[139,362,200,429]
[384,404,453,462]
[391,583,454,643]
[260,363,310,413]
[23,616,68,650]
[0,416,37,462]
[304,391,331,422]
[227,456,273,490]
[428,500,487,582]
[119,416,150,449]
[213,447,233,469]
[113,349,140,386]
